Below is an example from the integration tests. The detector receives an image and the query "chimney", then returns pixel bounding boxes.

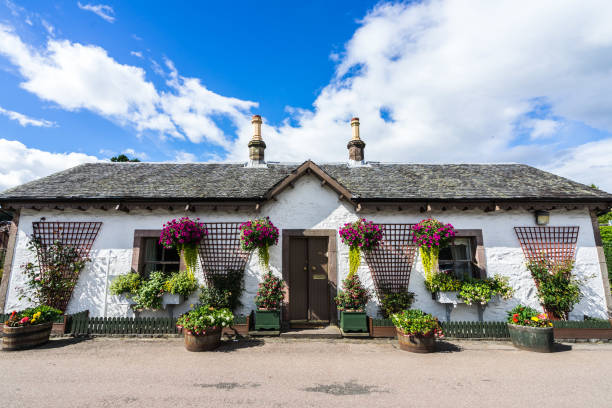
[347,117,365,165]
[247,115,266,167]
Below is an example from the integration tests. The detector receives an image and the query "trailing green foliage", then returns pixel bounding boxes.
[378,291,415,318]
[598,210,612,226]
[109,273,141,296]
[527,260,581,319]
[391,309,443,337]
[164,270,198,297]
[199,286,232,310]
[133,271,166,310]
[458,275,513,305]
[425,270,462,292]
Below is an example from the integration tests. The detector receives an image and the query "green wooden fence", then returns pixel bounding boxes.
[553,319,612,329]
[441,321,510,338]
[70,315,179,335]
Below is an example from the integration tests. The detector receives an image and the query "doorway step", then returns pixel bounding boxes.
[280,325,342,339]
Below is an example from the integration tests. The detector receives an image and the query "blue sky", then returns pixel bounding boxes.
[1,0,612,191]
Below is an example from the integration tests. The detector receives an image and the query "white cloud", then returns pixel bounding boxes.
[0,106,55,127]
[0,24,255,147]
[0,139,99,191]
[545,138,612,192]
[223,0,612,193]
[130,50,143,58]
[122,148,147,160]
[174,151,197,163]
[77,2,115,23]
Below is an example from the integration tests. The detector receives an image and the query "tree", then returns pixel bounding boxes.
[110,154,140,162]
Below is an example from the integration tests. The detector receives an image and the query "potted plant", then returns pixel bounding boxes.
[254,271,285,331]
[109,272,141,304]
[201,270,249,336]
[526,259,581,320]
[458,275,513,306]
[507,305,554,352]
[426,269,463,304]
[159,217,207,278]
[391,309,444,353]
[370,289,415,337]
[176,305,234,351]
[335,274,370,333]
[239,217,279,270]
[162,270,198,307]
[132,271,167,310]
[339,218,383,278]
[412,219,455,286]
[2,305,63,350]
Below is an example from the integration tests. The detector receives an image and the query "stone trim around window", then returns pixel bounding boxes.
[131,229,185,275]
[452,229,486,278]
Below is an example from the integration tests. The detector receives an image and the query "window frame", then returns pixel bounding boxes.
[131,229,185,276]
[438,229,486,279]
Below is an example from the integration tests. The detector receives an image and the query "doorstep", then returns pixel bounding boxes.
[340,329,370,338]
[280,325,342,339]
[248,330,280,337]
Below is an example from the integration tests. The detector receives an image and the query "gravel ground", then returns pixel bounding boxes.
[1,337,611,408]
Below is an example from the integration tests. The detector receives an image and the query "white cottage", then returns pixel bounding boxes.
[1,116,611,325]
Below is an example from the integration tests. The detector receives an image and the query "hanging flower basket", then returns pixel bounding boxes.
[239,217,279,270]
[339,219,383,278]
[412,219,455,286]
[159,217,208,278]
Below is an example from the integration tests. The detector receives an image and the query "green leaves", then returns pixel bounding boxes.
[109,273,141,296]
[527,260,581,319]
[391,309,443,337]
[379,291,415,318]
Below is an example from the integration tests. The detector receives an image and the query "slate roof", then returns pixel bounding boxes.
[0,162,610,203]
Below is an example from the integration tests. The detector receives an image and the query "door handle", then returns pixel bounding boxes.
[311,266,316,270]
[303,267,307,271]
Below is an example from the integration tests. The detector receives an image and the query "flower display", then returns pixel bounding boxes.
[176,305,234,335]
[159,217,207,277]
[412,219,455,285]
[239,217,279,270]
[334,274,370,311]
[507,305,553,328]
[4,305,62,328]
[254,271,285,310]
[392,309,444,338]
[338,219,383,277]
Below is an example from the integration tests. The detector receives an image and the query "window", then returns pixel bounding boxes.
[131,230,183,278]
[438,230,486,280]
[140,238,180,277]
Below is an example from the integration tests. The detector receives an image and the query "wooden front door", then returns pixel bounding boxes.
[288,237,330,322]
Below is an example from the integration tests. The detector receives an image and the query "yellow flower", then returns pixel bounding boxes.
[531,316,539,322]
[548,322,553,327]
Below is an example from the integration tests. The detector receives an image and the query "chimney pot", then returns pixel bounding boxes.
[247,114,266,166]
[347,117,365,165]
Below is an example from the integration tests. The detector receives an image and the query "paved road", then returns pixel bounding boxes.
[1,337,611,407]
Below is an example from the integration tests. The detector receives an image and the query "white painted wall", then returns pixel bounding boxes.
[4,174,609,322]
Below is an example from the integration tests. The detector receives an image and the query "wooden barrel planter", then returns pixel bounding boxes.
[2,322,53,351]
[183,327,222,352]
[396,329,435,353]
[508,324,554,353]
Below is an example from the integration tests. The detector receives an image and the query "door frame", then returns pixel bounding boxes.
[282,229,338,325]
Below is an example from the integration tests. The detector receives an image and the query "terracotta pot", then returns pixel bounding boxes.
[396,328,435,353]
[183,327,222,352]
[2,322,53,351]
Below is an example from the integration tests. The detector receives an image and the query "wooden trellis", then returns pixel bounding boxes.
[364,224,417,297]
[31,221,102,311]
[198,222,250,282]
[514,226,579,265]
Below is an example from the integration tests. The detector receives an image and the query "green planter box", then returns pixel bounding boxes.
[508,323,554,352]
[340,311,368,333]
[255,310,281,331]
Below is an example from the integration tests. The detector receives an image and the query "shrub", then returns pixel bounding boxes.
[4,305,63,327]
[133,271,166,310]
[164,270,198,297]
[507,304,552,328]
[254,271,285,310]
[109,273,141,296]
[199,286,231,310]
[527,260,581,319]
[378,291,415,318]
[202,270,245,312]
[335,274,370,311]
[391,309,444,337]
[176,305,234,335]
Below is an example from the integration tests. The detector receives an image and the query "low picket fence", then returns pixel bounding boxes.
[441,321,509,338]
[71,315,179,336]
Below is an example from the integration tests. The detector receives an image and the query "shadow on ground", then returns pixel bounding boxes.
[214,338,265,352]
[39,337,93,349]
[554,343,572,352]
